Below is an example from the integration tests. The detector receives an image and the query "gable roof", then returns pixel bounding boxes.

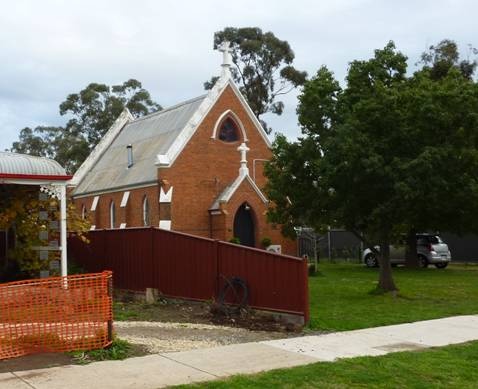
[72,60,272,197]
[209,173,268,211]
[73,96,205,196]
[156,79,272,171]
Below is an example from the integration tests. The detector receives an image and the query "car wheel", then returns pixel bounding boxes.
[418,255,428,268]
[365,254,378,268]
[435,262,448,269]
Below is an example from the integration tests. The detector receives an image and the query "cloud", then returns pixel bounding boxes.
[0,0,476,150]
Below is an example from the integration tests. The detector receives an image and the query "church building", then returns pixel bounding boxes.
[70,43,296,256]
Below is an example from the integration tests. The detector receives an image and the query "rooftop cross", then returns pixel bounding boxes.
[237,142,250,176]
[218,41,233,78]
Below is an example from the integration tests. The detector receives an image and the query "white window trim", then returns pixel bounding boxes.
[143,197,150,226]
[159,187,173,203]
[211,109,248,142]
[110,201,116,229]
[120,191,130,207]
[90,196,99,211]
[159,220,171,230]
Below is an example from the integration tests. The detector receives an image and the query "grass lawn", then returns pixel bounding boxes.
[178,341,478,388]
[308,263,478,331]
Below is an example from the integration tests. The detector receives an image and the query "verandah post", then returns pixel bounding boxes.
[59,183,68,278]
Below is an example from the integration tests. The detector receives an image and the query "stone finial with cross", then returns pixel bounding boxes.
[218,41,233,78]
[237,142,250,176]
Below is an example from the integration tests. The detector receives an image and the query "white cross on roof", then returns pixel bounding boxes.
[218,41,232,77]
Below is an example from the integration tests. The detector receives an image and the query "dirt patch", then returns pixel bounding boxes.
[114,299,303,332]
[114,321,291,354]
[114,299,212,324]
[113,299,306,354]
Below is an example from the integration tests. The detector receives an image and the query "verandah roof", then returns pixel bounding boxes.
[0,151,71,277]
[0,152,71,182]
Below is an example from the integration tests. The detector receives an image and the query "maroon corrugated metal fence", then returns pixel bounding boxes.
[69,227,309,322]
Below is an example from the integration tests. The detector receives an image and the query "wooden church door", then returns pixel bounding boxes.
[233,203,255,247]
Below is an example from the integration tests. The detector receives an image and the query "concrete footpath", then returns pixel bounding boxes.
[2,315,478,389]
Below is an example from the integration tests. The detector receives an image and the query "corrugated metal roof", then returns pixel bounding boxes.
[74,95,206,195]
[0,152,67,176]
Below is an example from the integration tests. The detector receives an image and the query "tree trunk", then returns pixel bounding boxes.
[350,229,398,292]
[377,240,398,292]
[405,228,419,268]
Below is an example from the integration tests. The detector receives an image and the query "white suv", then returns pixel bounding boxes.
[363,234,451,269]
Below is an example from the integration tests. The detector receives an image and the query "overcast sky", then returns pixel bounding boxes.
[0,0,475,151]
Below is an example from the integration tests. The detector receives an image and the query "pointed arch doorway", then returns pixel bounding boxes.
[233,202,255,247]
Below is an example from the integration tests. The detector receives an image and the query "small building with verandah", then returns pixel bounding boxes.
[0,152,72,281]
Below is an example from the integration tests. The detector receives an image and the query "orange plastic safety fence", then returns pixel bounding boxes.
[0,271,113,360]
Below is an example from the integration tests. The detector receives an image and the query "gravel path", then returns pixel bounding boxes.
[114,320,291,353]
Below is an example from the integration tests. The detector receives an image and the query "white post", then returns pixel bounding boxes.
[60,184,68,277]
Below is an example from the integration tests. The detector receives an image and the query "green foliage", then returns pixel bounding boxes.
[11,79,161,173]
[113,302,140,321]
[229,237,241,244]
[179,341,478,388]
[69,337,132,364]
[12,125,90,176]
[0,185,90,276]
[260,237,272,248]
[205,27,307,133]
[266,39,478,290]
[420,39,477,80]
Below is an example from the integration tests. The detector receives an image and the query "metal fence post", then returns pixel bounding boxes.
[107,273,113,343]
[327,227,332,261]
[302,257,310,324]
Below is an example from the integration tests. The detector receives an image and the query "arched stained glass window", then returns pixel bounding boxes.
[218,118,239,142]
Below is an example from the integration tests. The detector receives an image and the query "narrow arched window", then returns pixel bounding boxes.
[81,205,87,220]
[110,201,116,229]
[218,118,239,142]
[142,196,150,226]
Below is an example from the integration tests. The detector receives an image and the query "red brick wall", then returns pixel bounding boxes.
[159,85,295,255]
[158,85,271,234]
[220,179,296,255]
[72,185,159,229]
[72,84,296,255]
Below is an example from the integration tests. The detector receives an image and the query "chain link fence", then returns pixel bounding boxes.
[298,229,363,264]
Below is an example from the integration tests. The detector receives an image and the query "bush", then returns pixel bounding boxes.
[69,337,132,364]
[260,237,272,248]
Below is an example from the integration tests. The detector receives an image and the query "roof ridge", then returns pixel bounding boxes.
[131,94,207,124]
[0,151,57,163]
